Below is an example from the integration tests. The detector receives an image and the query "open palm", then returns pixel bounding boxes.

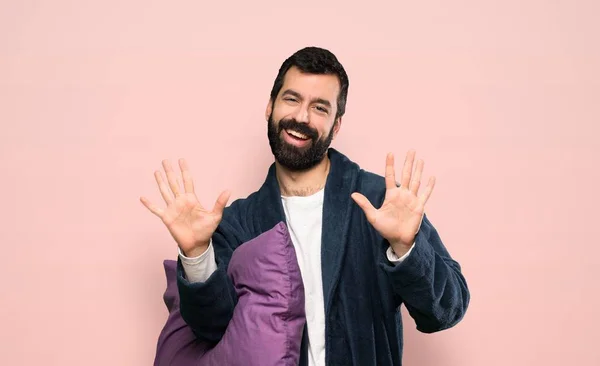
[140,159,230,258]
[351,150,435,253]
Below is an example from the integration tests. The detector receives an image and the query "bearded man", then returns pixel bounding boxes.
[141,46,470,366]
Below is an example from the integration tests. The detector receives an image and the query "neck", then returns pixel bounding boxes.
[276,155,330,197]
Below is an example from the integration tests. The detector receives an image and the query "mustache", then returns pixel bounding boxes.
[278,119,318,140]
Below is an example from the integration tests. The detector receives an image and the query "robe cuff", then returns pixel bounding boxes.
[176,257,234,306]
[386,242,415,264]
[380,230,435,287]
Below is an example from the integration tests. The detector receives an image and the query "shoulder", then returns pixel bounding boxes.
[332,149,386,194]
[220,187,265,224]
[357,169,386,190]
[355,169,387,206]
[332,148,388,205]
[221,194,251,223]
[214,194,255,244]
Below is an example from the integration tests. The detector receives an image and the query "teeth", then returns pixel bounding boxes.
[287,130,308,140]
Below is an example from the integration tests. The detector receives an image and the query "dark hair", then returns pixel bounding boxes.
[269,46,349,120]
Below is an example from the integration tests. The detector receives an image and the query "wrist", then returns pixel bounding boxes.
[182,243,209,258]
[390,240,412,258]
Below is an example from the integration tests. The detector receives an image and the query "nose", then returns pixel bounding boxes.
[291,104,310,124]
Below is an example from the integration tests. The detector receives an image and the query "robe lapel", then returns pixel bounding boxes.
[320,148,359,315]
[252,148,360,315]
[253,161,287,234]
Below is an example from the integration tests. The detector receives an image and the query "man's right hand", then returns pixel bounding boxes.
[140,158,231,258]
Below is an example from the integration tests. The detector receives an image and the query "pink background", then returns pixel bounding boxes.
[1,1,598,365]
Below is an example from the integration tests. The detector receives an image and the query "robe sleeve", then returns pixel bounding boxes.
[380,213,470,333]
[175,208,244,343]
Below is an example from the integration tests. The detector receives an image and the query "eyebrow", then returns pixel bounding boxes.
[281,89,332,108]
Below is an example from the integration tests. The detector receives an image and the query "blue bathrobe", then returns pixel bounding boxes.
[177,148,470,365]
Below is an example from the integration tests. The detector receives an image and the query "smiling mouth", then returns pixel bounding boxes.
[285,129,310,140]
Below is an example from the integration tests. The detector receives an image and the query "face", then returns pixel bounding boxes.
[266,66,342,171]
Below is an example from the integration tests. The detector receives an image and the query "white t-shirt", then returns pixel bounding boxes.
[179,189,413,366]
[281,188,327,366]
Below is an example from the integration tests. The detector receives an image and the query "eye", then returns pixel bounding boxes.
[315,106,329,114]
[284,97,298,103]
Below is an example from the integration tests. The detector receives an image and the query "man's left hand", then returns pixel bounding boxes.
[351,150,436,257]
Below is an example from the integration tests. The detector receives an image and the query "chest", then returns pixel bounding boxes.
[281,198,324,281]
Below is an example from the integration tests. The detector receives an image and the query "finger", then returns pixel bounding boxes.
[385,153,397,190]
[212,190,231,214]
[155,171,173,205]
[179,158,195,194]
[162,160,181,197]
[140,196,164,218]
[400,149,416,189]
[409,159,424,195]
[351,192,377,223]
[419,176,436,204]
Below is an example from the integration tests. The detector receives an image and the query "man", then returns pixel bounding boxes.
[140,46,470,365]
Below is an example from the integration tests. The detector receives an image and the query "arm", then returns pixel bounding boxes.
[386,242,414,263]
[176,214,244,343]
[139,158,244,345]
[381,213,470,333]
[178,240,217,283]
[154,260,211,366]
[351,151,469,333]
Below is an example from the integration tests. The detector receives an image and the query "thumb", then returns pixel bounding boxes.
[351,192,377,223]
[212,190,231,214]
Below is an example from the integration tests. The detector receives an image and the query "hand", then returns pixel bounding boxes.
[351,150,435,257]
[140,158,231,258]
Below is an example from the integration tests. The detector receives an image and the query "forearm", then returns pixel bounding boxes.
[381,214,470,333]
[179,241,218,283]
[176,234,239,343]
[154,260,211,365]
[177,261,238,342]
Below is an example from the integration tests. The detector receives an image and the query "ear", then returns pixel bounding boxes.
[332,117,342,139]
[265,99,273,121]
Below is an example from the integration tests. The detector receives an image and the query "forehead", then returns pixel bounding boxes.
[279,66,340,103]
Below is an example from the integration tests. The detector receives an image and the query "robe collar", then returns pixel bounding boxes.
[253,148,360,313]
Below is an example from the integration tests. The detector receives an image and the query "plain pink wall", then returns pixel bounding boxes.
[1,1,598,365]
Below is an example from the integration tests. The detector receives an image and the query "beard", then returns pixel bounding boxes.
[267,113,335,171]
